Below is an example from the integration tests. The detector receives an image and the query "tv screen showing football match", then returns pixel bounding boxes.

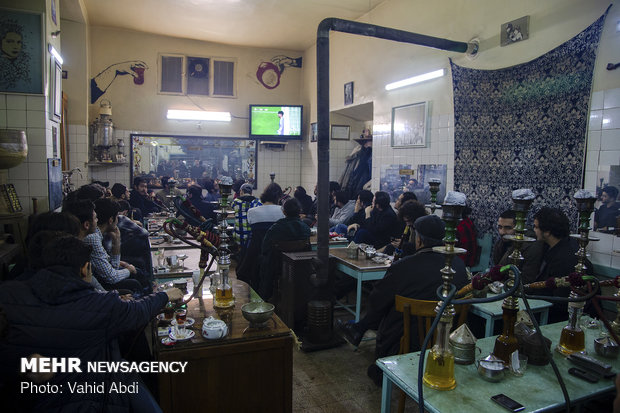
[249,105,302,139]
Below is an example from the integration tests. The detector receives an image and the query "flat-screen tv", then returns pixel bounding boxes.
[249,104,303,140]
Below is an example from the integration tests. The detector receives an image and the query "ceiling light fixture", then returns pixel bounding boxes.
[48,44,63,65]
[166,109,231,121]
[385,68,445,91]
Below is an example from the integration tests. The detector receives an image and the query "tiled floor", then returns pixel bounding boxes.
[292,311,419,413]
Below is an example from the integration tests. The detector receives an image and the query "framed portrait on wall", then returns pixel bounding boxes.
[0,9,44,94]
[310,122,317,142]
[344,81,354,105]
[331,125,350,141]
[391,101,429,148]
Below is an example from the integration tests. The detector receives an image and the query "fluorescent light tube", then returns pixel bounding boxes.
[48,44,63,65]
[166,110,231,121]
[385,69,445,91]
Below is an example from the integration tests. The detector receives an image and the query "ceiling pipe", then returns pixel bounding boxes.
[313,18,478,291]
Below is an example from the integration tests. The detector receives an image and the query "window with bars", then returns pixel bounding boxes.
[159,54,236,97]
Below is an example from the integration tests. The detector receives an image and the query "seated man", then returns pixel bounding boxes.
[111,183,142,222]
[336,215,468,385]
[186,184,217,221]
[533,207,592,322]
[382,199,427,258]
[83,198,146,293]
[232,183,262,250]
[257,198,311,300]
[155,176,184,209]
[594,185,620,232]
[455,206,480,267]
[247,183,285,226]
[328,190,356,228]
[0,235,182,412]
[492,209,544,283]
[129,176,161,216]
[349,191,399,249]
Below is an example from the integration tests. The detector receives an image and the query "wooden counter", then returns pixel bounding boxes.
[155,279,293,413]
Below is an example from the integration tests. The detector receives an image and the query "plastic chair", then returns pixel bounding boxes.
[469,232,493,273]
[394,296,470,413]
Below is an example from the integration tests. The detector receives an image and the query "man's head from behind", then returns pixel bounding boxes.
[497,210,516,237]
[111,183,129,200]
[373,191,391,211]
[41,235,93,281]
[94,198,120,229]
[395,191,417,209]
[187,185,203,200]
[240,183,253,196]
[414,215,445,249]
[357,190,374,208]
[398,200,427,226]
[534,207,570,244]
[282,198,302,218]
[76,183,106,202]
[63,200,97,236]
[333,190,349,207]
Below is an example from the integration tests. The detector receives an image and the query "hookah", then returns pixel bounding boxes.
[422,191,467,390]
[493,188,537,364]
[426,179,442,214]
[212,176,235,308]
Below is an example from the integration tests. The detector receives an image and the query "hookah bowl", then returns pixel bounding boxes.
[423,194,466,391]
[572,190,598,275]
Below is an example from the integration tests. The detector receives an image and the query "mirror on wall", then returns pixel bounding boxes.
[130,134,257,188]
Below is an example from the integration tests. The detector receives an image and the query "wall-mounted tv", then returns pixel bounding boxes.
[249,104,303,140]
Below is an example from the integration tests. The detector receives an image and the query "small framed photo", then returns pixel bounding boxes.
[331,125,350,141]
[501,16,529,47]
[391,102,429,148]
[344,81,354,105]
[310,122,317,142]
[50,60,62,121]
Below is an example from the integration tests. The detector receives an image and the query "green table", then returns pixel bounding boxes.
[470,295,553,337]
[377,322,618,413]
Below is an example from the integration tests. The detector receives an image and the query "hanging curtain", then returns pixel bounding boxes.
[452,11,608,235]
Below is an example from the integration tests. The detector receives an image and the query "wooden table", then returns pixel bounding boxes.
[329,248,389,321]
[155,278,293,413]
[376,322,618,413]
[470,294,553,337]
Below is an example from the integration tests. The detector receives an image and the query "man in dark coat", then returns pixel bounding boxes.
[350,191,399,249]
[257,198,311,300]
[336,215,468,385]
[532,207,592,323]
[0,236,182,412]
[129,176,161,216]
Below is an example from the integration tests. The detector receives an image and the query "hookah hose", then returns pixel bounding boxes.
[416,265,522,413]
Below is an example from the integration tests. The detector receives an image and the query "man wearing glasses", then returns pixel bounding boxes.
[491,210,544,284]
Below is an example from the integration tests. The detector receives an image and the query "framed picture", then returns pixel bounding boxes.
[331,125,350,141]
[0,9,44,94]
[344,81,354,105]
[50,60,62,121]
[391,101,428,148]
[310,122,317,142]
[501,16,529,47]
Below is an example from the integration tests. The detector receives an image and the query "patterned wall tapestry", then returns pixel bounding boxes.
[452,12,607,236]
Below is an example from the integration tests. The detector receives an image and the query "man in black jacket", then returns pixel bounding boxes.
[336,215,468,385]
[0,235,182,412]
[129,176,161,216]
[349,191,399,249]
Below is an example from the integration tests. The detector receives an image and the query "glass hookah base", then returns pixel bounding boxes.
[556,329,586,355]
[214,288,235,308]
[423,352,456,391]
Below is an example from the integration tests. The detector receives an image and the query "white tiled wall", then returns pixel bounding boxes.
[256,140,302,193]
[0,94,56,214]
[585,87,620,270]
